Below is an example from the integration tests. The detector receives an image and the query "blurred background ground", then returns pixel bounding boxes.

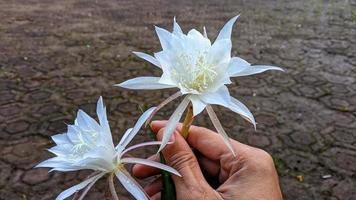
[0,0,355,199]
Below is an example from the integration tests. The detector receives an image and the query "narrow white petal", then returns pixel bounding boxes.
[96,96,114,147]
[200,86,231,107]
[227,57,251,76]
[78,172,105,200]
[158,96,190,152]
[51,133,70,145]
[203,26,208,38]
[121,141,169,156]
[208,39,232,65]
[206,105,236,156]
[189,95,206,116]
[145,91,182,126]
[115,170,148,200]
[116,77,175,90]
[215,15,240,41]
[229,97,256,129]
[155,26,172,50]
[56,172,105,200]
[119,107,156,148]
[133,51,161,68]
[230,65,284,77]
[117,128,133,150]
[173,17,183,35]
[122,157,181,177]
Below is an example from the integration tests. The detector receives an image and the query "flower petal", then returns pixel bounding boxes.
[56,172,105,200]
[78,172,105,200]
[145,91,182,126]
[215,15,240,41]
[206,105,236,156]
[173,17,183,35]
[119,107,156,148]
[155,26,172,51]
[133,51,161,68]
[229,96,256,129]
[203,26,208,38]
[230,65,284,77]
[227,57,251,76]
[96,96,114,147]
[208,39,231,66]
[122,157,181,177]
[115,169,148,200]
[200,85,231,107]
[51,133,70,145]
[116,77,175,90]
[189,95,206,116]
[158,96,190,152]
[121,141,169,156]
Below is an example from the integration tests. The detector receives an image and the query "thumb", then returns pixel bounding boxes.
[156,128,212,196]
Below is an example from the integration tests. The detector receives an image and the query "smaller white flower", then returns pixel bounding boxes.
[117,16,283,155]
[36,97,180,200]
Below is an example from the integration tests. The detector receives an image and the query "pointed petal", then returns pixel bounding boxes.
[119,107,156,148]
[96,96,114,147]
[227,57,251,76]
[145,91,182,126]
[115,170,148,200]
[158,96,190,152]
[206,105,236,156]
[56,172,105,200]
[215,15,240,41]
[155,26,172,50]
[230,65,284,77]
[200,86,231,107]
[116,77,175,90]
[188,95,206,116]
[173,17,183,35]
[229,97,256,129]
[121,141,169,156]
[51,133,70,145]
[133,51,161,68]
[122,157,181,177]
[208,39,231,65]
[78,172,105,200]
[117,128,133,150]
[203,26,208,38]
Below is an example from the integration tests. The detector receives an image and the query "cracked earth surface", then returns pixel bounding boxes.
[0,0,355,199]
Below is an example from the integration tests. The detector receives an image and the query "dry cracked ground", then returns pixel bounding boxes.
[0,0,355,199]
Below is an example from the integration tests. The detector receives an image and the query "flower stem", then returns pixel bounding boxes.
[108,173,119,200]
[181,103,194,139]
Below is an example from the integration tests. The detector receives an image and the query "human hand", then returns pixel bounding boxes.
[132,121,283,200]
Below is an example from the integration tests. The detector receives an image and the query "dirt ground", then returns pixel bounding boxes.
[0,0,355,199]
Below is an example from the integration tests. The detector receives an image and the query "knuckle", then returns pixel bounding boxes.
[167,151,197,171]
[245,148,276,174]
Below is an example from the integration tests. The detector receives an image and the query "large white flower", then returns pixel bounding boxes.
[117,16,283,155]
[36,97,180,200]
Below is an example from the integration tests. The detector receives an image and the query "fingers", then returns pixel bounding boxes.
[132,154,161,178]
[144,177,162,196]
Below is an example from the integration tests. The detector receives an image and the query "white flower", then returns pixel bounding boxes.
[117,16,283,155]
[36,97,180,200]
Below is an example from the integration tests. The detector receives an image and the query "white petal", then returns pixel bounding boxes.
[116,77,175,90]
[206,105,236,156]
[208,39,231,66]
[155,26,172,51]
[145,91,182,126]
[122,157,181,177]
[200,86,231,107]
[173,17,183,35]
[121,141,168,156]
[56,172,105,200]
[51,133,70,145]
[76,110,100,132]
[133,51,161,68]
[229,97,256,129]
[203,26,208,38]
[188,95,206,116]
[230,65,284,77]
[215,15,240,41]
[119,107,156,148]
[158,96,190,152]
[96,96,114,147]
[227,57,251,76]
[78,172,105,200]
[117,128,132,151]
[115,170,148,200]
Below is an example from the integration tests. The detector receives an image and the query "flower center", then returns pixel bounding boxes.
[173,51,217,93]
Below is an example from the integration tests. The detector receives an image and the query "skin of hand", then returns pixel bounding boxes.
[132,120,283,200]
